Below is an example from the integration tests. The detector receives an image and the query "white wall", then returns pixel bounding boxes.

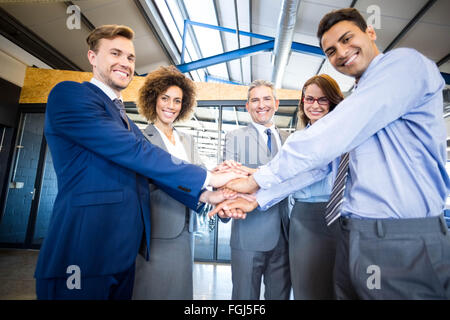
[0,50,27,87]
[0,35,51,87]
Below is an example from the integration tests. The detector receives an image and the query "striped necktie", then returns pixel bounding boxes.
[324,152,350,226]
[113,98,131,131]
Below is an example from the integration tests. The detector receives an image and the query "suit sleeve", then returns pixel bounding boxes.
[46,81,206,210]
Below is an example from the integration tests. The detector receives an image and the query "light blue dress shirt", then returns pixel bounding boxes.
[292,168,333,203]
[292,124,335,203]
[255,48,450,219]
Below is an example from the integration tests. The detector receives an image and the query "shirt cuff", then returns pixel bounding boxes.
[256,190,272,211]
[202,170,211,189]
[253,165,282,189]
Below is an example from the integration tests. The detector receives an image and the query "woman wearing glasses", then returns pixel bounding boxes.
[289,74,344,299]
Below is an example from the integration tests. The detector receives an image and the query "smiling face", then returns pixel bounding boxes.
[88,36,135,97]
[321,20,379,81]
[155,85,183,126]
[302,83,330,124]
[246,85,279,127]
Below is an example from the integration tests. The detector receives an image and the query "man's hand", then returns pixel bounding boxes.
[212,160,242,172]
[199,188,236,205]
[236,165,258,175]
[225,175,260,194]
[208,198,258,219]
[209,169,249,188]
[213,160,258,176]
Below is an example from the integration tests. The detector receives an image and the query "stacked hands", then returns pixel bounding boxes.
[200,160,261,220]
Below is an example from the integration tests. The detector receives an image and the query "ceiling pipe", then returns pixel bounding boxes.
[271,0,300,88]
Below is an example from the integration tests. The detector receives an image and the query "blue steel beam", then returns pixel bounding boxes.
[186,19,325,57]
[177,40,274,73]
[178,19,326,74]
[291,41,325,58]
[205,74,243,85]
[186,19,273,41]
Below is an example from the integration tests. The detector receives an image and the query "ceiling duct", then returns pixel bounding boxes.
[271,0,300,88]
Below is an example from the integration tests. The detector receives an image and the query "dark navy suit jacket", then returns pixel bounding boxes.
[34,81,206,279]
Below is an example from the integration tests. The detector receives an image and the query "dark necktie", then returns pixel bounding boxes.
[113,98,131,131]
[324,152,350,226]
[265,128,278,155]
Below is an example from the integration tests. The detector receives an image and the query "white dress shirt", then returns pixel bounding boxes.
[251,121,282,151]
[90,77,121,101]
[154,126,189,163]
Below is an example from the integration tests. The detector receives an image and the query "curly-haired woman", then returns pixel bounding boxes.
[132,66,202,300]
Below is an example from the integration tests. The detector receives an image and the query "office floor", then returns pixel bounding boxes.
[0,249,37,300]
[0,248,267,300]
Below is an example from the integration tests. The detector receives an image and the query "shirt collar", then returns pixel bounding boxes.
[251,121,276,136]
[355,52,384,89]
[90,77,122,101]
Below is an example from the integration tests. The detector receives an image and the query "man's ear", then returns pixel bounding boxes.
[87,50,97,68]
[274,99,280,112]
[366,25,377,41]
[245,102,250,113]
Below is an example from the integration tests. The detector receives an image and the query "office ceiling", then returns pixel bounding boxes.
[1,0,449,89]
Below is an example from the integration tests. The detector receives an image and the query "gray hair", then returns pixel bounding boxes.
[247,79,277,101]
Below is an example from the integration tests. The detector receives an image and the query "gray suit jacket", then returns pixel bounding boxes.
[223,123,291,251]
[142,124,203,239]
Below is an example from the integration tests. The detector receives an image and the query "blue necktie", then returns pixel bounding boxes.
[265,128,278,155]
[113,98,131,131]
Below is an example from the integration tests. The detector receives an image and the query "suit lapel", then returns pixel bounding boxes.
[84,82,135,134]
[143,124,167,152]
[248,123,266,158]
[248,123,271,164]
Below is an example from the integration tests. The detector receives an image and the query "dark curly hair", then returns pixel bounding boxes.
[297,74,344,129]
[137,66,196,123]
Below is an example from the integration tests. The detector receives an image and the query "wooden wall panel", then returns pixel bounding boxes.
[19,67,301,104]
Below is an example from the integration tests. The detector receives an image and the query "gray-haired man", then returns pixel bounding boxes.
[220,80,291,300]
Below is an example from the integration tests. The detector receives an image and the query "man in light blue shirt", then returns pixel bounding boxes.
[211,8,450,299]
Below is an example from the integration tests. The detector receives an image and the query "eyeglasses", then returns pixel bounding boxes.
[302,96,330,105]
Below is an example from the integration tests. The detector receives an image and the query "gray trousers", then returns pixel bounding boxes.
[132,225,194,300]
[231,231,291,300]
[289,201,339,299]
[334,214,450,299]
